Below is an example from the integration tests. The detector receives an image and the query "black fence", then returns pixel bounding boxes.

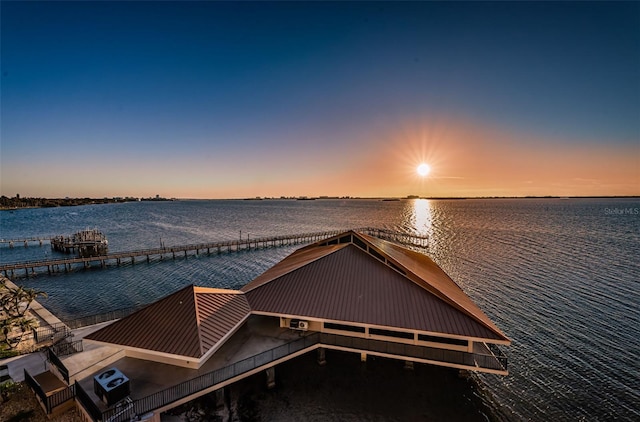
[47,347,70,384]
[319,333,507,372]
[51,339,83,357]
[64,305,145,330]
[75,380,103,421]
[101,333,322,422]
[76,332,507,421]
[33,322,70,344]
[23,368,75,414]
[24,368,47,407]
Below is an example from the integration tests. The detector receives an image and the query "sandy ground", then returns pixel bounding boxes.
[166,349,511,422]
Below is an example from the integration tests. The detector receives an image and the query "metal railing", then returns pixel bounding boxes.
[75,380,103,421]
[48,383,76,412]
[51,339,83,357]
[23,368,75,414]
[1,227,428,274]
[75,330,506,421]
[47,347,70,384]
[64,305,145,329]
[33,322,70,344]
[319,333,507,372]
[24,368,47,407]
[101,333,321,422]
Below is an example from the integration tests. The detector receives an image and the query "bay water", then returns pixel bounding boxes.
[1,198,638,421]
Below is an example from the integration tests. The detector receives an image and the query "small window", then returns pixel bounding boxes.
[339,235,351,244]
[369,328,414,340]
[353,236,367,250]
[388,261,406,275]
[368,248,385,262]
[324,322,366,333]
[418,334,467,347]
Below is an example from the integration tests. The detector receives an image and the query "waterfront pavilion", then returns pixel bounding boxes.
[41,230,510,421]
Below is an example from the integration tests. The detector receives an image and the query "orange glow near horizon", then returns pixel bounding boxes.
[2,116,637,199]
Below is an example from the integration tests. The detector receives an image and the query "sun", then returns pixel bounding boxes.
[417,163,431,177]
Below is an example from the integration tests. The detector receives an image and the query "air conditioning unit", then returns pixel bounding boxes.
[93,367,130,406]
[289,319,309,331]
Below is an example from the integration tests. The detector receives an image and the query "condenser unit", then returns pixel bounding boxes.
[93,367,130,406]
[289,319,309,331]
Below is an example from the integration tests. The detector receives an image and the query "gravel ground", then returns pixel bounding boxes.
[0,382,82,422]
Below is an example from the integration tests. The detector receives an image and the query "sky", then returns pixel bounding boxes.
[1,1,638,199]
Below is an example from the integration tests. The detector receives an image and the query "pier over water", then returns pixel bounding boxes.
[0,228,428,278]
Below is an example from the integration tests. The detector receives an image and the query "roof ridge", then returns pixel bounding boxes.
[356,232,508,342]
[193,286,205,357]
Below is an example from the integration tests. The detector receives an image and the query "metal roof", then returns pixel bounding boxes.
[244,243,504,340]
[86,230,509,363]
[358,232,509,341]
[85,286,250,359]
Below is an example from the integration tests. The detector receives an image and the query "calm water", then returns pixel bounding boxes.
[1,198,639,421]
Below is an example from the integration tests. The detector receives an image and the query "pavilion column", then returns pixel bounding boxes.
[317,347,327,366]
[266,366,276,389]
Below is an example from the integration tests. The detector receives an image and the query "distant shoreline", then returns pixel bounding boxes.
[1,195,638,210]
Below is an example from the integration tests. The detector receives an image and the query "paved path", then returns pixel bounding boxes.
[0,320,116,382]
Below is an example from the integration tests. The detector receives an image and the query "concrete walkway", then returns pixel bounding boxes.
[0,320,117,382]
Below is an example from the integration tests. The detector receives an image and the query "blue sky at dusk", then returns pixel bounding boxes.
[1,1,638,198]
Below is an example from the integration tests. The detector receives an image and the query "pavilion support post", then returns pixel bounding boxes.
[317,347,327,366]
[266,366,276,389]
[215,388,225,409]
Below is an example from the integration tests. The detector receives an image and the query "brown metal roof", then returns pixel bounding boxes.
[86,285,250,359]
[245,243,505,340]
[358,232,509,341]
[87,230,509,360]
[241,244,347,293]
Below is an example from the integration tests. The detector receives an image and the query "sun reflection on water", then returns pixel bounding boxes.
[410,198,433,238]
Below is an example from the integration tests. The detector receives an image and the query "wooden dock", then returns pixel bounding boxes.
[0,237,53,247]
[0,228,428,278]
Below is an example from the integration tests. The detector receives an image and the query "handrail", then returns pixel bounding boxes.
[75,380,103,421]
[47,347,70,384]
[101,332,322,422]
[98,331,504,421]
[24,368,48,410]
[0,227,428,270]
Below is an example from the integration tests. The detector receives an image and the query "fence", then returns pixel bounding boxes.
[47,347,70,384]
[318,333,507,372]
[64,305,144,330]
[100,333,322,422]
[51,339,83,357]
[23,368,75,414]
[81,331,506,421]
[75,381,103,421]
[33,322,70,344]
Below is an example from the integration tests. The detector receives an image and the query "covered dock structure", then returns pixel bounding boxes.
[28,230,510,421]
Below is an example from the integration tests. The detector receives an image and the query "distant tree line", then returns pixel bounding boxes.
[0,196,140,209]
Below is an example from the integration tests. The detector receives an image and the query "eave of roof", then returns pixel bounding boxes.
[245,242,506,341]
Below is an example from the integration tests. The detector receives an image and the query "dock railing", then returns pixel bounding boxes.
[1,227,428,277]
[91,331,506,422]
